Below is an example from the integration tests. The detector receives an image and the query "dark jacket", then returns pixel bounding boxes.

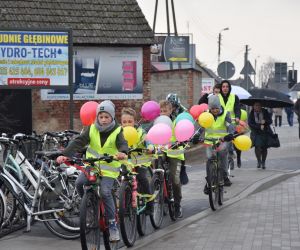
[295,99,300,117]
[198,93,209,105]
[248,108,272,147]
[63,123,129,157]
[219,80,241,119]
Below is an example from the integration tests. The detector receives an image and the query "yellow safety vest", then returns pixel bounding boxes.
[86,124,122,179]
[219,93,236,119]
[166,120,185,161]
[204,111,228,145]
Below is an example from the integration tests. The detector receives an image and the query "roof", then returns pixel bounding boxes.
[0,0,154,45]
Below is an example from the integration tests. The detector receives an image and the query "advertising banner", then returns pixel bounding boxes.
[151,36,189,62]
[0,30,70,88]
[41,47,143,100]
[201,78,214,96]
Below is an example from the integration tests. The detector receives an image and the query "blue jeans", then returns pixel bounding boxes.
[75,173,116,220]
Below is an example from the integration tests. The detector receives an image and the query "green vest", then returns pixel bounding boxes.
[86,124,122,179]
[204,111,228,145]
[166,120,185,161]
[219,93,236,119]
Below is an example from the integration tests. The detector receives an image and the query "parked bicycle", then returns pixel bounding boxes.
[0,136,80,239]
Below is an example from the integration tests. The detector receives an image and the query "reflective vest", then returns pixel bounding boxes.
[130,127,153,167]
[166,120,185,161]
[204,111,228,145]
[86,124,121,179]
[219,93,236,119]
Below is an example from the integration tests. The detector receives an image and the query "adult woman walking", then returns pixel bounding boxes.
[248,102,273,169]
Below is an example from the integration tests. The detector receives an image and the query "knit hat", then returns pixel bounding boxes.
[97,100,115,119]
[208,95,221,109]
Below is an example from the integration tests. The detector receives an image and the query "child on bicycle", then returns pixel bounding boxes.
[57,100,128,242]
[120,107,154,214]
[159,100,184,218]
[203,95,235,193]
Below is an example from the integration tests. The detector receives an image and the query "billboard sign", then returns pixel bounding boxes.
[201,78,214,96]
[0,30,70,88]
[41,47,143,100]
[151,36,189,62]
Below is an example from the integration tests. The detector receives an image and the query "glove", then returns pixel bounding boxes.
[223,134,234,142]
[191,131,201,144]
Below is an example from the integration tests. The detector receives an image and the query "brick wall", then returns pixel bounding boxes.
[150,69,202,109]
[32,46,151,133]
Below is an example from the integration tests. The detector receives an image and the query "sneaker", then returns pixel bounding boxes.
[174,204,183,218]
[224,177,232,187]
[108,220,120,241]
[203,184,209,195]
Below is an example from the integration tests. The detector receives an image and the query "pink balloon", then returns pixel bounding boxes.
[175,119,195,142]
[141,101,160,121]
[146,123,172,145]
[199,103,209,115]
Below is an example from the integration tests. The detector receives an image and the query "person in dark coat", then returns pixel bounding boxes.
[248,102,273,169]
[294,98,300,139]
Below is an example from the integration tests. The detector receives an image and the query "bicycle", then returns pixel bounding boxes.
[0,136,80,239]
[118,148,163,247]
[63,155,120,250]
[153,145,183,222]
[203,137,225,211]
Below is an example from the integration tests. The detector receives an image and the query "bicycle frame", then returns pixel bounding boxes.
[0,158,73,232]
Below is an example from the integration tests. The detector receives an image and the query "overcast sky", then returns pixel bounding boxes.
[137,0,300,82]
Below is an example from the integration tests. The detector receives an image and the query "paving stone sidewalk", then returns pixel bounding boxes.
[136,174,300,250]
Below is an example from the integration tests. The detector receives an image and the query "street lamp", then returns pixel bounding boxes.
[254,56,260,87]
[218,27,229,65]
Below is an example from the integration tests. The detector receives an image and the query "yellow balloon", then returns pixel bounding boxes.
[198,112,214,128]
[123,126,139,147]
[241,109,248,121]
[233,135,252,151]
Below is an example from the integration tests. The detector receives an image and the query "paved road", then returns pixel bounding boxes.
[1,120,299,250]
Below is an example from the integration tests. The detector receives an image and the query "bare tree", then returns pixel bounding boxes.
[258,58,275,88]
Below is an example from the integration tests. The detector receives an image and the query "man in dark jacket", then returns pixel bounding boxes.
[294,98,300,139]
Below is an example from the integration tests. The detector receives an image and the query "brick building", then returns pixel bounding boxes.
[0,0,154,133]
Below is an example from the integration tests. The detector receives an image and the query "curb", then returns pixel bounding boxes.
[121,169,300,250]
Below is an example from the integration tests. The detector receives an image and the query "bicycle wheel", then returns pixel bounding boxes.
[136,196,147,236]
[39,186,80,239]
[119,181,137,247]
[206,160,219,211]
[0,189,5,226]
[149,174,164,229]
[0,177,17,228]
[80,190,101,250]
[166,177,177,221]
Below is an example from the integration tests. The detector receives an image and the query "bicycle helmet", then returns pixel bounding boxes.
[166,93,180,107]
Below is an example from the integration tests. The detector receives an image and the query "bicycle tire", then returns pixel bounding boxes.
[80,190,101,250]
[119,181,137,247]
[0,189,5,226]
[207,160,219,211]
[167,177,177,221]
[39,188,80,239]
[0,177,17,228]
[149,174,164,229]
[218,185,224,206]
[136,196,147,236]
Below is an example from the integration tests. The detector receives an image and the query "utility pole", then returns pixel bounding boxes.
[217,27,229,66]
[244,45,249,90]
